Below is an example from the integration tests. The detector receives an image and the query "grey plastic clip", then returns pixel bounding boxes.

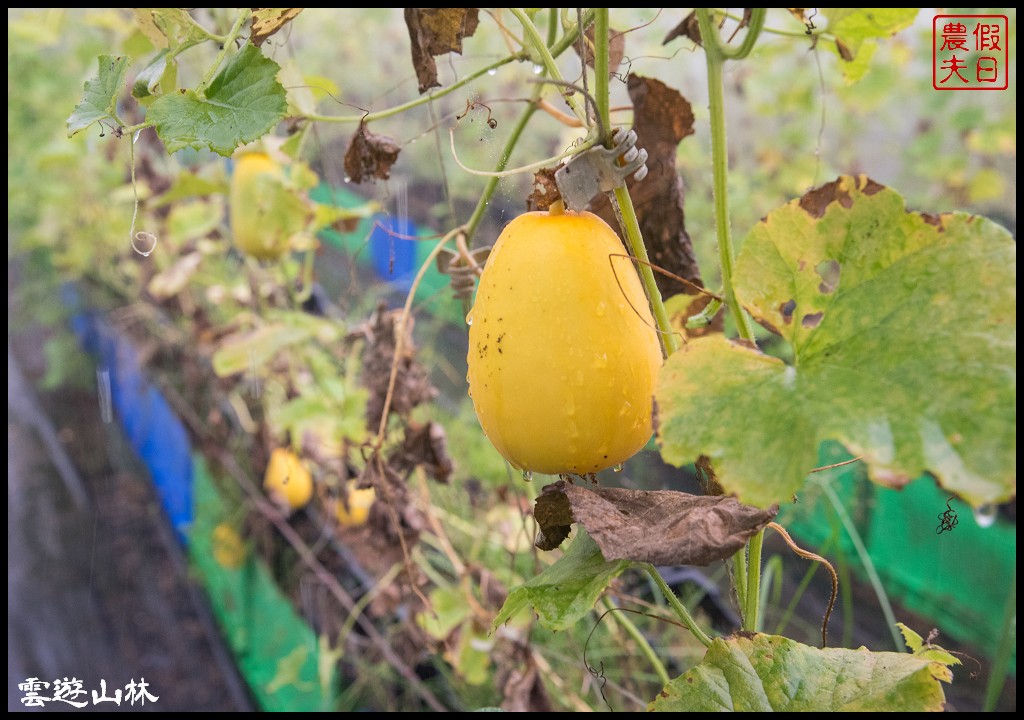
[554,128,649,212]
[436,245,491,301]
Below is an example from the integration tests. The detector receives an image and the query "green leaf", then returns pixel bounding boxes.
[896,623,961,668]
[417,586,471,640]
[656,176,1015,508]
[132,49,177,105]
[491,529,630,632]
[148,43,287,156]
[67,54,131,136]
[166,198,224,244]
[897,622,925,653]
[824,9,918,82]
[212,323,315,377]
[152,170,228,207]
[272,395,369,450]
[649,633,950,712]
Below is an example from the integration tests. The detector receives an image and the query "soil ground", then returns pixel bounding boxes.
[7,328,255,712]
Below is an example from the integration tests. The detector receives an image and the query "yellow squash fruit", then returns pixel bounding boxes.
[466,209,663,476]
[229,151,294,261]
[263,447,314,512]
[334,480,376,527]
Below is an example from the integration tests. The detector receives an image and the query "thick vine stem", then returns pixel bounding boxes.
[696,7,766,633]
[696,8,759,344]
[592,9,679,357]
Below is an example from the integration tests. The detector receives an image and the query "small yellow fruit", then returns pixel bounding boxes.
[230,151,291,261]
[335,480,376,527]
[263,447,314,512]
[466,209,663,475]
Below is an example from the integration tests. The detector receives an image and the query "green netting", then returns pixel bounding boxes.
[188,456,338,712]
[310,183,464,326]
[779,441,1015,673]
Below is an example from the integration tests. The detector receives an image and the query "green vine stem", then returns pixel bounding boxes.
[305,55,518,124]
[642,564,713,648]
[696,7,767,633]
[601,597,672,687]
[696,8,760,344]
[592,9,680,357]
[462,9,594,247]
[743,530,765,631]
[510,8,587,124]
[197,8,251,94]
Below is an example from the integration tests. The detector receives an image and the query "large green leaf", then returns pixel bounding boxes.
[148,43,287,156]
[67,55,131,136]
[657,176,1015,508]
[491,530,630,632]
[649,633,951,712]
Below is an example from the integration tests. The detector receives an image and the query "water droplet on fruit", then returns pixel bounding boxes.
[596,301,607,317]
[465,311,474,326]
[521,470,533,482]
[973,503,997,528]
[612,463,623,473]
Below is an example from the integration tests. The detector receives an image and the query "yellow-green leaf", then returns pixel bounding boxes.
[657,176,1015,508]
[649,633,951,712]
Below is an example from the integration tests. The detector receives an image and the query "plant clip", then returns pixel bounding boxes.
[554,127,648,212]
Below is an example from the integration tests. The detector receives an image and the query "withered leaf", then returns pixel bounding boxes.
[574,24,626,72]
[589,75,703,299]
[359,302,438,430]
[533,480,777,566]
[526,167,560,212]
[663,10,702,46]
[249,8,303,47]
[404,8,481,94]
[388,420,453,483]
[344,122,401,184]
[361,454,424,545]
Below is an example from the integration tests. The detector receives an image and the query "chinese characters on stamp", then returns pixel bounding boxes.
[933,14,1009,90]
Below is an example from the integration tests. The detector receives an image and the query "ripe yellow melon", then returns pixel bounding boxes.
[334,480,376,527]
[466,209,663,476]
[230,151,291,261]
[263,447,314,512]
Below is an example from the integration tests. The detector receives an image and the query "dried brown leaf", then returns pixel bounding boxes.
[534,480,778,566]
[663,10,702,46]
[589,75,703,298]
[249,8,303,47]
[388,420,453,483]
[574,24,626,71]
[526,167,560,212]
[344,122,401,184]
[359,303,437,430]
[404,8,481,94]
